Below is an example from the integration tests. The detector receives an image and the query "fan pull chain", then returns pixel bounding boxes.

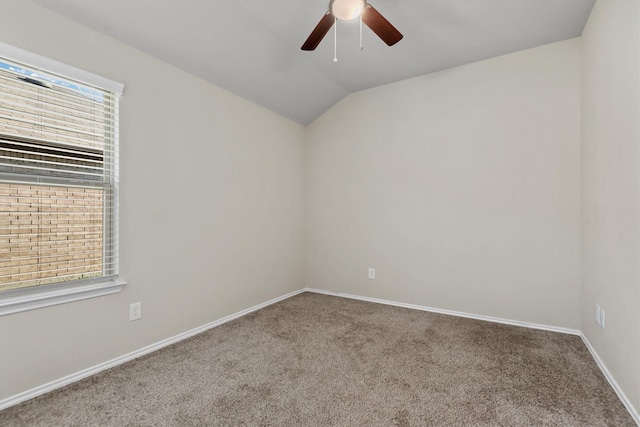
[360,15,363,50]
[333,17,338,62]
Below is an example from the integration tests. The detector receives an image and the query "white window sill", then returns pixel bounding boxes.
[0,280,126,316]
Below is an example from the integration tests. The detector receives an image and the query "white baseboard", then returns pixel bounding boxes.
[580,334,640,425]
[304,288,581,336]
[0,288,306,411]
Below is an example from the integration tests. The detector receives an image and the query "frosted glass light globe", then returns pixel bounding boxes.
[330,0,365,21]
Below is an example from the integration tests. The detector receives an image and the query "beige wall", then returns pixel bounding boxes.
[306,39,582,329]
[581,0,640,411]
[0,0,306,400]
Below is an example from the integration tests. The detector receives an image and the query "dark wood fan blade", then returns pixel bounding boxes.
[362,4,403,46]
[301,12,335,51]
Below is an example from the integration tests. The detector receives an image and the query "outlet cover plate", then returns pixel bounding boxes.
[130,302,142,321]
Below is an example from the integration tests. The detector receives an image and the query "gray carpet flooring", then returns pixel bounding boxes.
[1,292,635,426]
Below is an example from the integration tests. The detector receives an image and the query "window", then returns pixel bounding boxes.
[0,43,124,315]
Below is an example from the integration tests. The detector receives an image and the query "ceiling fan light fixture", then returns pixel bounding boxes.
[329,0,365,21]
[301,0,402,52]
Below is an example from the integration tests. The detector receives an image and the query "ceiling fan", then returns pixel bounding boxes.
[301,0,403,51]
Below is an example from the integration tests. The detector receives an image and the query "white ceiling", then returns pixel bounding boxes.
[32,0,595,125]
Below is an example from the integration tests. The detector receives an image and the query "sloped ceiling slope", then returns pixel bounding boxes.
[32,0,595,125]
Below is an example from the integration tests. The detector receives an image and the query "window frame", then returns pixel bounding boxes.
[0,43,125,316]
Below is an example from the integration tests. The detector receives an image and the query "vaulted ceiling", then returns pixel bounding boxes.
[32,0,595,125]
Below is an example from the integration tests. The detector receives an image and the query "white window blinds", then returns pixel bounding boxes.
[0,55,121,292]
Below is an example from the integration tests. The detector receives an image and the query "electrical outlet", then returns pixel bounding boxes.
[596,304,601,325]
[129,302,142,321]
[600,309,605,329]
[368,268,375,279]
